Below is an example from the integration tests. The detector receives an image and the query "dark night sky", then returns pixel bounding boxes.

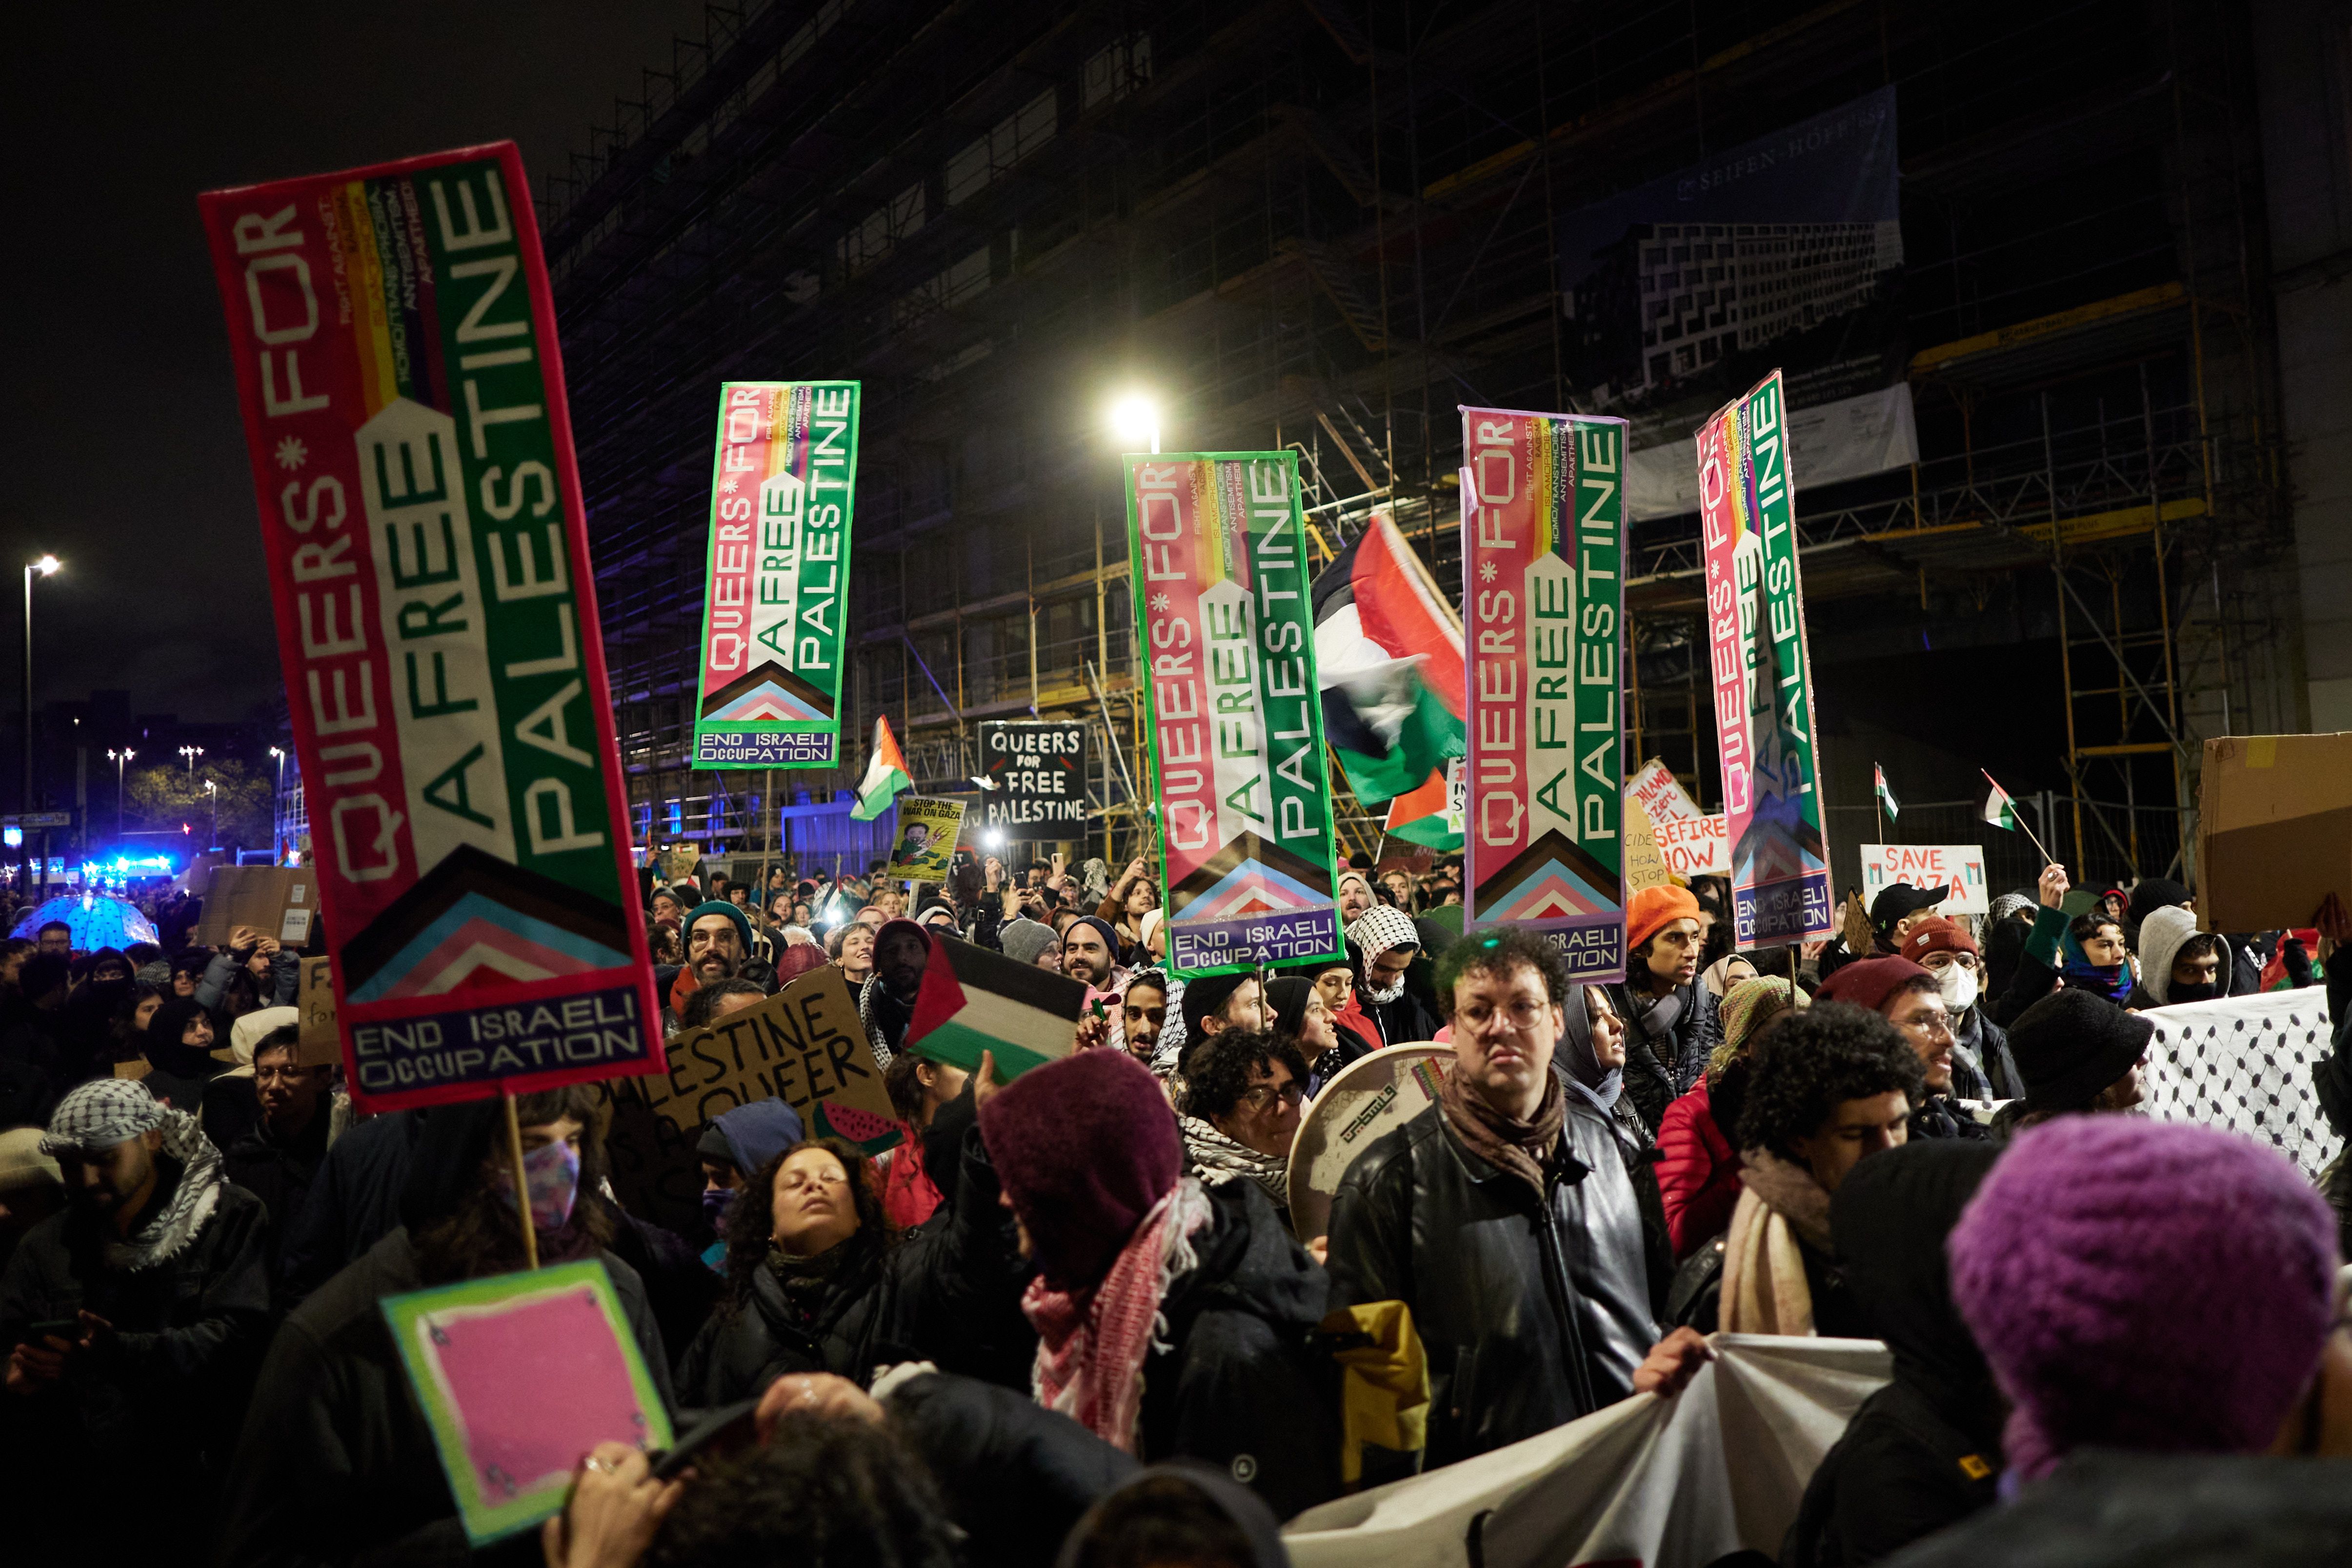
[4,2,711,724]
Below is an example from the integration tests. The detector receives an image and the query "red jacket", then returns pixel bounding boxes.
[1654,1077,1742,1260]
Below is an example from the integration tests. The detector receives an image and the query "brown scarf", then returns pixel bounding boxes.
[1437,1061,1566,1199]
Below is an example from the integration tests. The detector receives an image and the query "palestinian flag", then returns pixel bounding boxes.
[1981,771,2018,830]
[1874,764,1901,822]
[850,716,913,821]
[904,934,1088,1078]
[1312,511,1465,805]
[1384,758,1464,850]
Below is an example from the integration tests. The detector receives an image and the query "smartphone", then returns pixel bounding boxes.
[24,1319,80,1344]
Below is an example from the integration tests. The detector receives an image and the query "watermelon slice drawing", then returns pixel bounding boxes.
[815,1102,903,1155]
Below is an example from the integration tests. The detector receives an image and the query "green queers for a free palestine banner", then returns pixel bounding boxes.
[1461,407,1629,982]
[200,142,661,1112]
[691,382,861,767]
[1697,369,1833,944]
[1126,453,1345,979]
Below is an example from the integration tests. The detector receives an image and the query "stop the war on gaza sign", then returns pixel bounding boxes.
[200,142,661,1112]
[978,721,1087,836]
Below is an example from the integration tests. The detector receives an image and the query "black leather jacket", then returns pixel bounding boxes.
[1323,1091,1658,1468]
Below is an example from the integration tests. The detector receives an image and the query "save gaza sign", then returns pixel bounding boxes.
[1858,843,1990,916]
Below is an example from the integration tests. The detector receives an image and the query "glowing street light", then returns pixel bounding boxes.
[180,744,204,776]
[205,778,218,849]
[1107,393,1161,454]
[21,555,59,898]
[107,747,134,837]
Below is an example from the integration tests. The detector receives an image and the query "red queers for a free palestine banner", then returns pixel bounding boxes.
[199,142,661,1111]
[1460,406,1629,982]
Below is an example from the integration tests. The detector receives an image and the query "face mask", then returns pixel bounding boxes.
[496,1137,582,1232]
[702,1185,737,1232]
[1936,964,1980,1014]
[2167,980,2219,1005]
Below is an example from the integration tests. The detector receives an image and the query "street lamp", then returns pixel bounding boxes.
[1107,393,1161,454]
[21,554,58,898]
[205,779,218,850]
[107,747,134,839]
[180,744,203,776]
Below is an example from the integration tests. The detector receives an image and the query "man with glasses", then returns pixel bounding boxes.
[1817,956,1991,1142]
[223,1024,335,1280]
[1326,928,1708,1468]
[1177,1030,1308,1229]
[1899,915,2022,1102]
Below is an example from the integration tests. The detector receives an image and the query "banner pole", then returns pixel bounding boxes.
[502,1086,540,1271]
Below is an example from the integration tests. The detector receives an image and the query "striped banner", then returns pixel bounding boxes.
[1126,453,1345,979]
[1697,370,1833,944]
[1461,407,1629,981]
[691,381,861,767]
[201,142,660,1111]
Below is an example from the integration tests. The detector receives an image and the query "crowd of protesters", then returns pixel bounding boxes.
[3,846,2351,1567]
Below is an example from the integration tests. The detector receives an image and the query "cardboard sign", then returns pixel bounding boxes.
[1461,407,1630,982]
[1625,759,1731,881]
[978,721,1088,835]
[1622,795,1671,893]
[200,142,661,1112]
[1696,373,1833,944]
[689,381,862,768]
[638,963,899,1145]
[297,956,339,1066]
[1125,452,1345,978]
[191,866,319,947]
[885,796,965,885]
[1858,844,1989,915]
[381,1261,672,1545]
[2197,733,2352,933]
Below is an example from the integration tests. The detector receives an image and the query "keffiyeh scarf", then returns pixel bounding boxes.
[1024,1177,1215,1452]
[1179,1116,1287,1207]
[44,1082,228,1274]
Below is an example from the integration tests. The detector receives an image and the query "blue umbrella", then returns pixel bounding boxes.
[10,893,161,951]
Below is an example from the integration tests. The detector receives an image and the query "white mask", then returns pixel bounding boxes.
[1936,964,1980,1015]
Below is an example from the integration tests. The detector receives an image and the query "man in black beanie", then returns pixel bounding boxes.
[1990,990,2154,1145]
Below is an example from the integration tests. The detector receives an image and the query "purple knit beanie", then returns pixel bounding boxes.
[1949,1116,2338,1481]
[979,1048,1180,1290]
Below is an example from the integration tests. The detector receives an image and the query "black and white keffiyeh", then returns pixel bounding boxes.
[42,1079,227,1272]
[1179,1115,1288,1208]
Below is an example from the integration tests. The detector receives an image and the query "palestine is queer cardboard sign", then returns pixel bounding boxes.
[638,963,900,1146]
[1125,452,1345,978]
[690,381,861,768]
[200,143,661,1111]
[1460,406,1630,981]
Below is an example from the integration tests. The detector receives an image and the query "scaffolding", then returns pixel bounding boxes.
[543,0,2292,890]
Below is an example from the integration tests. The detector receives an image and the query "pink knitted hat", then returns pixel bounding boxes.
[1949,1116,2338,1480]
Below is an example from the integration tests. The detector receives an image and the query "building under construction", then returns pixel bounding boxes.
[546,0,2342,896]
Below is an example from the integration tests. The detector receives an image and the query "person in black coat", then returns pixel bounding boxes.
[1608,886,1723,1132]
[0,1079,272,1559]
[219,1025,334,1294]
[274,1105,423,1306]
[680,1118,1030,1406]
[212,1085,675,1568]
[980,1048,1343,1522]
[1327,928,1669,1469]
[1783,1140,2003,1567]
[1342,905,1442,1045]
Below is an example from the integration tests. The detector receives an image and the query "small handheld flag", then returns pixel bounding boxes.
[1873,764,1901,823]
[850,717,913,822]
[1980,770,2054,866]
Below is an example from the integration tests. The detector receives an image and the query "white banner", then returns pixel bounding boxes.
[1858,843,1989,916]
[1626,759,1730,880]
[1284,1335,1890,1568]
[1626,384,1919,521]
[2141,989,2342,1184]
